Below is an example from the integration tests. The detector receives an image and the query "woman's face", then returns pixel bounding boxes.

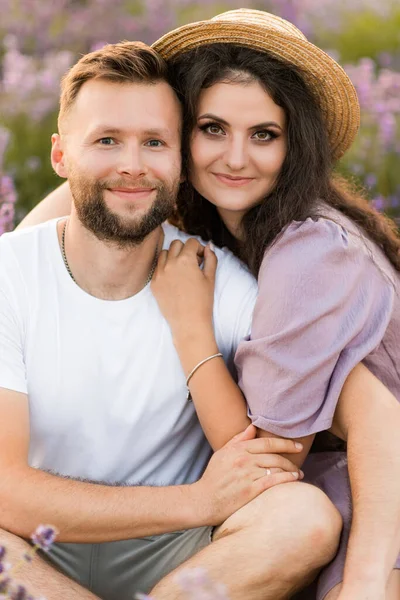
[189,79,287,235]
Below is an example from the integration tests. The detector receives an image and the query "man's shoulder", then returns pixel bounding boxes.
[0,219,56,246]
[0,219,57,284]
[162,221,257,290]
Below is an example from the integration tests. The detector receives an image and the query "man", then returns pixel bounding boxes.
[0,41,341,600]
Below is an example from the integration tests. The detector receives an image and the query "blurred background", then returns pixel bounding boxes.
[0,0,399,233]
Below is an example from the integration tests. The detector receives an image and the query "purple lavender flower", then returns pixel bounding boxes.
[365,174,377,188]
[0,545,6,561]
[10,584,28,600]
[23,551,33,563]
[0,576,10,593]
[0,128,10,166]
[0,174,17,235]
[379,112,397,149]
[388,195,400,208]
[30,525,58,552]
[372,195,387,212]
[174,567,230,600]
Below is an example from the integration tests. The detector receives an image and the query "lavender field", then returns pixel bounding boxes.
[0,0,399,233]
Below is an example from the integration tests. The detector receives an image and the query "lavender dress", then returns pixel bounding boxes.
[235,207,400,599]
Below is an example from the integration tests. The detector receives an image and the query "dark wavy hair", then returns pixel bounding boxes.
[168,44,400,276]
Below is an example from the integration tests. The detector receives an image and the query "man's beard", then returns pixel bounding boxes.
[69,175,178,247]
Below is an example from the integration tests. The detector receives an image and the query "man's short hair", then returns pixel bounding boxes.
[58,41,168,128]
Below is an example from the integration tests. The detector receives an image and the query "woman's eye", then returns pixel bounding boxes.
[252,130,275,141]
[145,140,164,148]
[201,123,224,136]
[98,137,116,146]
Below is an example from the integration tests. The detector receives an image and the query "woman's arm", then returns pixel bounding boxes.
[16,181,72,229]
[151,238,306,478]
[152,237,251,450]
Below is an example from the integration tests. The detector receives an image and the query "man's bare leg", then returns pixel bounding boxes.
[325,570,400,600]
[0,528,98,600]
[150,482,342,600]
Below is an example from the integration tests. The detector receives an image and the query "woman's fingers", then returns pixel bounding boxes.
[165,239,205,266]
[244,436,303,455]
[167,239,185,258]
[156,249,168,270]
[180,238,205,262]
[203,243,218,281]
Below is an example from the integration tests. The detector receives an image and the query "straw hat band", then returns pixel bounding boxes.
[152,10,360,159]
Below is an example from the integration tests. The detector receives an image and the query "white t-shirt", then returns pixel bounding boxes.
[0,220,257,486]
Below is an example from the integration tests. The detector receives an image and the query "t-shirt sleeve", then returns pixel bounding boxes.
[234,217,395,437]
[212,247,257,376]
[0,243,27,394]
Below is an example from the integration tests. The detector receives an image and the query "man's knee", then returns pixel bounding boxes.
[0,527,30,558]
[215,482,342,567]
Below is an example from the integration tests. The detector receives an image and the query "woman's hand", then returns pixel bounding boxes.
[151,238,218,340]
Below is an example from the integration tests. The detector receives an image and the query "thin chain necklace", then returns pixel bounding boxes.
[61,219,159,290]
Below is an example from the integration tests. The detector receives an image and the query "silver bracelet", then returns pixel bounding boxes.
[186,352,223,401]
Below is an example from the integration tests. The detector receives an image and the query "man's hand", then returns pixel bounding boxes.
[190,425,303,526]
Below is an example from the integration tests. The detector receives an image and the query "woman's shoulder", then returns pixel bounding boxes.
[277,205,365,248]
[260,206,397,288]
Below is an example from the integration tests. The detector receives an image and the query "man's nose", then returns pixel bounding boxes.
[224,138,248,171]
[116,145,148,178]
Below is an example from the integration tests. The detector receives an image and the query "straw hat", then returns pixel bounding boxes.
[152,9,360,160]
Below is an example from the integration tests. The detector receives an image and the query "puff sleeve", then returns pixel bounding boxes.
[235,217,395,437]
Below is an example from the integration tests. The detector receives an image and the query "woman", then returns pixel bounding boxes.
[149,11,400,600]
[18,9,400,600]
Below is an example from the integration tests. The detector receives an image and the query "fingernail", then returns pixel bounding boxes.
[265,468,271,476]
[292,472,299,479]
[300,470,304,479]
[209,242,215,252]
[295,442,303,450]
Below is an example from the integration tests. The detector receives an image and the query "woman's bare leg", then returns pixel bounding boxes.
[325,570,400,600]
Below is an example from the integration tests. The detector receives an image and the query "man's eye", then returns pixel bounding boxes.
[98,138,116,145]
[145,140,164,148]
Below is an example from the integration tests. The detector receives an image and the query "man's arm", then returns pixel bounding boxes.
[0,387,302,544]
[330,364,400,599]
[16,181,72,229]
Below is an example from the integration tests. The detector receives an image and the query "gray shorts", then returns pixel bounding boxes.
[45,527,213,600]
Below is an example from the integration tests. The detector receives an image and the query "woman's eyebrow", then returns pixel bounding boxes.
[197,113,229,125]
[250,121,283,131]
[197,114,283,131]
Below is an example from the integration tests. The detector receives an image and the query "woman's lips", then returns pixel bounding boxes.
[213,173,255,187]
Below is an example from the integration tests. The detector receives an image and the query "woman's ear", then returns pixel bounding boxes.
[50,134,68,178]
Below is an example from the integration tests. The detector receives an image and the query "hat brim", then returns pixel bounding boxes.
[152,21,360,160]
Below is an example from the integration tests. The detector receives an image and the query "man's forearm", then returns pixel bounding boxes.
[0,466,203,543]
[337,370,400,591]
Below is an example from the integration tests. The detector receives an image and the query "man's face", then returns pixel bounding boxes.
[52,79,182,246]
